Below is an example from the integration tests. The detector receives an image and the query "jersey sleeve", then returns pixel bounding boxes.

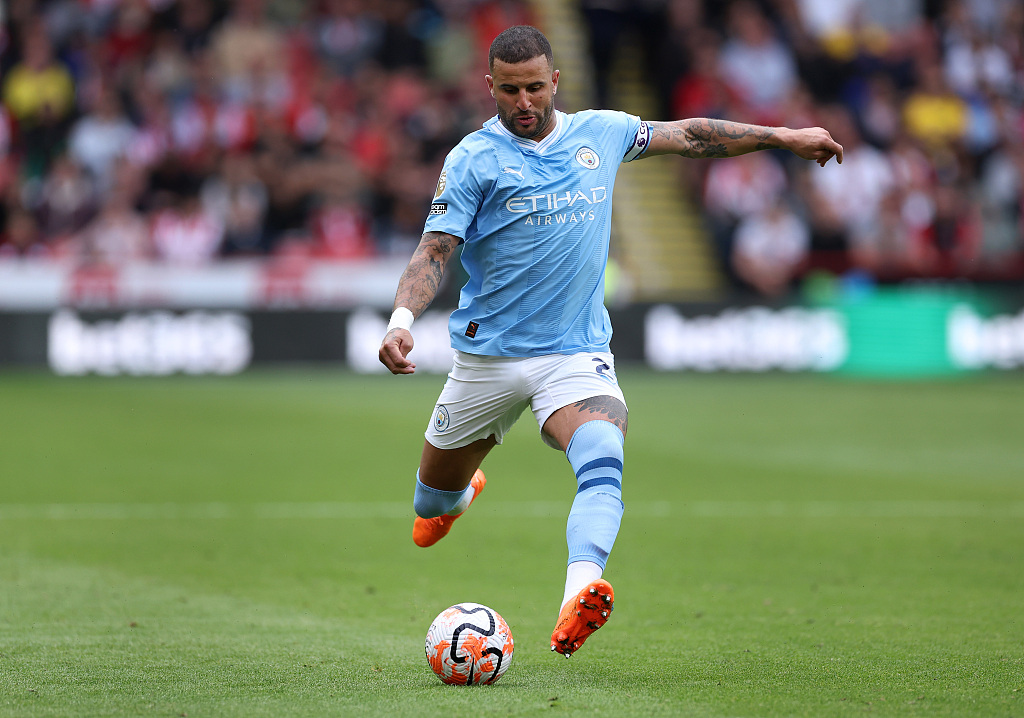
[423,141,491,241]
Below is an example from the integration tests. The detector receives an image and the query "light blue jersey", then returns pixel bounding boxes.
[425,109,649,357]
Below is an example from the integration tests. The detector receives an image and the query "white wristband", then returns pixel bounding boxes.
[386,307,415,332]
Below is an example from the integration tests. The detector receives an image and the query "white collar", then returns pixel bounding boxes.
[491,111,565,153]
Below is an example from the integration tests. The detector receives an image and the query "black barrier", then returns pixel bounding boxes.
[0,308,643,372]
[3,294,1024,375]
[249,312,349,363]
[0,313,49,365]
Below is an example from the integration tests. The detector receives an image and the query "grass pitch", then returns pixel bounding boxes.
[0,369,1021,717]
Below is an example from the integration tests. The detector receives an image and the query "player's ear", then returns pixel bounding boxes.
[485,74,495,98]
[551,69,559,94]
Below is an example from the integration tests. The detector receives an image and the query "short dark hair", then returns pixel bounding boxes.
[488,26,553,71]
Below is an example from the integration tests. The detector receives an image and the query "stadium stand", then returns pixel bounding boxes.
[0,0,1021,301]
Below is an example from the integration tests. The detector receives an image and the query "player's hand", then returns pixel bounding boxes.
[379,329,417,374]
[785,127,844,167]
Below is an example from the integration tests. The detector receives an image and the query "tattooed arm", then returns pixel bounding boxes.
[643,118,843,167]
[379,231,461,375]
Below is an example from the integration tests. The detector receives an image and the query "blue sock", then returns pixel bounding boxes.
[413,472,465,518]
[564,420,625,569]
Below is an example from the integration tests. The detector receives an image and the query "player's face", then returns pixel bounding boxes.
[486,55,559,141]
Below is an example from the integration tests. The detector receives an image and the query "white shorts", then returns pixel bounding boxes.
[425,350,626,451]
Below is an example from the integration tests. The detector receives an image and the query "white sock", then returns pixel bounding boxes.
[560,560,603,611]
[445,483,476,516]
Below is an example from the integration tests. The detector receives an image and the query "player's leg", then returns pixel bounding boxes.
[528,352,627,656]
[412,351,528,547]
[544,398,626,590]
[412,437,494,547]
[543,399,624,656]
[417,436,495,494]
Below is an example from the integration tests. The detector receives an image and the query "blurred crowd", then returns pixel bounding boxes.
[0,0,531,265]
[583,0,1024,294]
[1,0,1023,297]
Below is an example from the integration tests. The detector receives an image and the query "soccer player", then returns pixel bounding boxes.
[378,25,842,658]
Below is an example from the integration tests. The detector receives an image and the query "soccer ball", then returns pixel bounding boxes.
[425,603,514,685]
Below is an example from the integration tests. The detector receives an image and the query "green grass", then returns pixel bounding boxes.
[1,369,1021,717]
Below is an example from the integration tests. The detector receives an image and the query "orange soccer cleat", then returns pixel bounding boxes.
[412,470,486,548]
[550,579,614,657]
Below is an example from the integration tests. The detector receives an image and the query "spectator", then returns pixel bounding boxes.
[2,21,75,127]
[102,0,155,82]
[0,207,47,258]
[374,153,436,256]
[658,0,708,102]
[943,23,1014,98]
[731,199,810,298]
[143,28,195,104]
[850,129,939,275]
[374,0,429,72]
[703,151,789,285]
[126,80,174,170]
[799,106,894,259]
[792,0,863,44]
[903,59,969,149]
[718,1,799,121]
[310,193,374,259]
[849,190,929,277]
[68,86,137,193]
[975,141,1024,274]
[425,0,476,85]
[201,152,270,256]
[169,53,221,161]
[468,0,535,65]
[210,0,287,104]
[151,189,224,265]
[670,34,737,121]
[78,192,151,265]
[919,182,982,275]
[1,21,76,175]
[854,72,903,149]
[33,153,96,241]
[165,0,221,57]
[315,0,383,78]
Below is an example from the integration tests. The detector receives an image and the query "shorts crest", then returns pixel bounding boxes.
[433,405,451,432]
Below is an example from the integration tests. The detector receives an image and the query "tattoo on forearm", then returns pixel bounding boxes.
[651,119,779,159]
[394,231,457,315]
[571,396,628,435]
[650,121,692,153]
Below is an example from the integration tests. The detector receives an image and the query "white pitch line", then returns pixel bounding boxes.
[0,500,1022,521]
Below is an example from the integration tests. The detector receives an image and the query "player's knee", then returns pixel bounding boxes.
[566,420,625,483]
[566,420,625,505]
[413,475,464,518]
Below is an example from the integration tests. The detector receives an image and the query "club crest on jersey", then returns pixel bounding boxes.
[575,147,600,169]
[433,405,451,432]
[434,170,447,199]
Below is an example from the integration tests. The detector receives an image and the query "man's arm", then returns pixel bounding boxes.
[379,230,460,375]
[643,119,843,167]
